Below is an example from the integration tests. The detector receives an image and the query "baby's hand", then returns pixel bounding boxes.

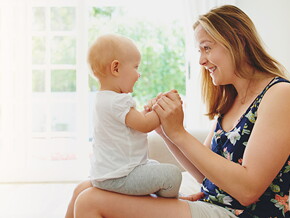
[144,90,179,112]
[144,92,163,112]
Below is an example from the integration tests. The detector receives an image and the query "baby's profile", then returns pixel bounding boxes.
[87,34,182,197]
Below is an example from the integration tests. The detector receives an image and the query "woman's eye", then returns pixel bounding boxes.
[204,46,211,52]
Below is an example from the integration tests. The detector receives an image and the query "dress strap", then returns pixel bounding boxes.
[254,77,290,106]
[261,77,290,96]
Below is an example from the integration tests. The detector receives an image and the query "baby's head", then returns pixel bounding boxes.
[88,34,140,78]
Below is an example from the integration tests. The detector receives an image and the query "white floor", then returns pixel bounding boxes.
[0,173,200,218]
[0,182,78,218]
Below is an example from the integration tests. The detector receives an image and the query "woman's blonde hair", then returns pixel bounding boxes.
[193,5,287,120]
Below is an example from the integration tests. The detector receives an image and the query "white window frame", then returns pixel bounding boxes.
[0,0,91,182]
[0,0,236,182]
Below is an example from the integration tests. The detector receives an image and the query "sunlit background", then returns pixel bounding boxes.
[0,0,290,217]
[0,0,289,183]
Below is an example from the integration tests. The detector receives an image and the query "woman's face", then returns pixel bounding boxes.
[194,24,236,86]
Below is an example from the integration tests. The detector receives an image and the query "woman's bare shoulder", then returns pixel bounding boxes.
[260,81,290,106]
[257,80,290,131]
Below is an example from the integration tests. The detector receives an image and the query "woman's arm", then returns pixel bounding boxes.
[142,90,209,182]
[156,124,215,183]
[153,87,290,206]
[142,90,214,183]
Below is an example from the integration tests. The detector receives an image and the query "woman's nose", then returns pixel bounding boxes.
[199,53,207,66]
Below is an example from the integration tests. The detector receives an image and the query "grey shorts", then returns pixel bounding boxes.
[91,160,182,198]
[187,201,238,218]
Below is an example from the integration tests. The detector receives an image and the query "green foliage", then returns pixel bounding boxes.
[51,36,76,64]
[32,70,45,92]
[91,7,115,18]
[32,7,45,31]
[32,36,46,64]
[89,7,186,108]
[51,70,76,92]
[88,74,99,92]
[51,7,75,31]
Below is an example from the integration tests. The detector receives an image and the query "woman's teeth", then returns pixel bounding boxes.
[208,67,216,73]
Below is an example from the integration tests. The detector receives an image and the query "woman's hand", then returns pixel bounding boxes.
[153,90,185,139]
[143,92,165,136]
[179,192,205,201]
[144,92,163,112]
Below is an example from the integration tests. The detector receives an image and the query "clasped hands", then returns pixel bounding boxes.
[144,89,185,138]
[144,89,180,111]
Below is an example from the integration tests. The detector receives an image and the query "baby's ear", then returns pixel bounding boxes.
[111,60,119,76]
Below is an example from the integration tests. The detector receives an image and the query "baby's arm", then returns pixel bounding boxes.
[125,108,160,133]
[125,90,177,133]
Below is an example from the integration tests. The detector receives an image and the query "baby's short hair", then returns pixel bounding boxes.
[87,34,133,78]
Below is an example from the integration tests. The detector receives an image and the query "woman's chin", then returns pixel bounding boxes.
[210,75,219,86]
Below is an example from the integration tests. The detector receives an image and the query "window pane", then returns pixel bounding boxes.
[32,36,46,64]
[88,74,99,91]
[31,100,46,132]
[32,70,45,92]
[51,102,76,132]
[51,7,75,31]
[88,7,118,43]
[51,36,76,64]
[32,7,46,31]
[51,69,76,92]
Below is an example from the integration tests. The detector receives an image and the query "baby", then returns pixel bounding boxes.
[87,34,182,197]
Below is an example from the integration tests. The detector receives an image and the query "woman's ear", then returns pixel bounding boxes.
[111,60,119,76]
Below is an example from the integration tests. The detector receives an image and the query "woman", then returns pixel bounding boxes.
[71,5,290,218]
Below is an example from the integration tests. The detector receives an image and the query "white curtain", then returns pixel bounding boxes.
[0,0,30,180]
[182,0,236,132]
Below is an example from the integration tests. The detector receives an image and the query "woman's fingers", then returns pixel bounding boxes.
[144,90,180,112]
[153,93,185,138]
[144,91,169,112]
[179,192,205,201]
[157,96,171,110]
[165,91,182,104]
[156,92,163,99]
[144,95,161,111]
[153,93,181,115]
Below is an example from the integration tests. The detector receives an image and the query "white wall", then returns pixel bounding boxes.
[237,0,290,72]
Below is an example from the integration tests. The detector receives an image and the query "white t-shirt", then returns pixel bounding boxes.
[90,91,148,181]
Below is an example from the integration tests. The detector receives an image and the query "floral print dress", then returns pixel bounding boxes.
[200,77,290,218]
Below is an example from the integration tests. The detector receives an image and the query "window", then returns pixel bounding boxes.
[0,0,190,182]
[1,0,230,182]
[30,5,79,164]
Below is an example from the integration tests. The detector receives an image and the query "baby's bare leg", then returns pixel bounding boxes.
[65,180,92,218]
